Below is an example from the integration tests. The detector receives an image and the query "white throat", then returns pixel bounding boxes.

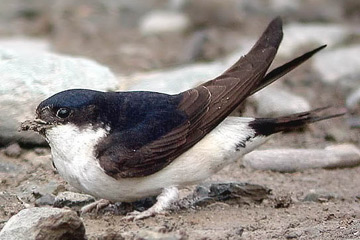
[45,124,108,191]
[45,124,107,162]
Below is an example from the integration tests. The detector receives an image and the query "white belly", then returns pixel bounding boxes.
[46,117,267,202]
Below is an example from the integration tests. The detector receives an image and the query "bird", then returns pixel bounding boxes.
[20,17,345,220]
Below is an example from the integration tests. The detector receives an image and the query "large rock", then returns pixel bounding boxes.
[0,48,118,145]
[0,207,85,240]
[243,144,360,172]
[313,45,360,91]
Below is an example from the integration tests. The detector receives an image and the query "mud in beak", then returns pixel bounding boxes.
[19,119,53,135]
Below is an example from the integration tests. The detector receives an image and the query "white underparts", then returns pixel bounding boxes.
[45,117,268,202]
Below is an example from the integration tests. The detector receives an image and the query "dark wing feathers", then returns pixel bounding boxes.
[251,44,327,95]
[97,17,325,178]
[180,17,283,133]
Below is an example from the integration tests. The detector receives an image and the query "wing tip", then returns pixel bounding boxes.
[253,16,283,50]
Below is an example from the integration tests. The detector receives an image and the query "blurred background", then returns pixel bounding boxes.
[0,0,359,146]
[1,1,360,239]
[0,0,358,73]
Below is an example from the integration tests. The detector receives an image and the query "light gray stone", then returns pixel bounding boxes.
[139,11,190,36]
[35,194,56,207]
[0,207,85,240]
[3,143,22,158]
[0,37,50,54]
[278,23,353,57]
[192,182,270,206]
[346,88,360,110]
[243,144,360,172]
[125,62,224,94]
[324,144,360,168]
[54,191,95,208]
[347,116,360,128]
[251,86,311,117]
[313,45,360,90]
[302,189,337,202]
[0,161,22,173]
[0,48,118,145]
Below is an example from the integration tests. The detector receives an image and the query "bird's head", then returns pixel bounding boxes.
[20,89,107,135]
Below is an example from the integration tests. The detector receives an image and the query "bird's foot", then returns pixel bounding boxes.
[123,186,179,221]
[123,209,167,221]
[81,199,111,214]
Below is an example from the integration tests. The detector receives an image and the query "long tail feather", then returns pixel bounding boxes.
[250,107,347,136]
[250,45,327,95]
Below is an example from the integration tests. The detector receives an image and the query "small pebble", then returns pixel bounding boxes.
[4,143,22,158]
[35,194,55,206]
[34,147,49,155]
[54,191,95,208]
[302,190,336,202]
[347,117,360,128]
[285,230,302,239]
[273,195,292,208]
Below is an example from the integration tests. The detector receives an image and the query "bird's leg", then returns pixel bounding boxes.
[81,199,111,214]
[124,186,179,220]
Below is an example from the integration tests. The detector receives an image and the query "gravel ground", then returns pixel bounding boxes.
[1,1,360,239]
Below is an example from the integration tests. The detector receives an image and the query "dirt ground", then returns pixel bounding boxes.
[1,2,360,238]
[1,99,360,239]
[2,144,360,239]
[82,166,360,239]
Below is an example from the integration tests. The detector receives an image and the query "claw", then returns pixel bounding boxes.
[81,199,111,214]
[123,186,178,221]
[123,209,167,221]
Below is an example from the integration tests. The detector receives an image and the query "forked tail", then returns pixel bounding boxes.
[249,107,347,136]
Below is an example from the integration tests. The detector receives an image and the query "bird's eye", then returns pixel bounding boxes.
[56,108,70,119]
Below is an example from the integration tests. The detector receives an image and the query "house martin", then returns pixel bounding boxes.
[20,17,346,220]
